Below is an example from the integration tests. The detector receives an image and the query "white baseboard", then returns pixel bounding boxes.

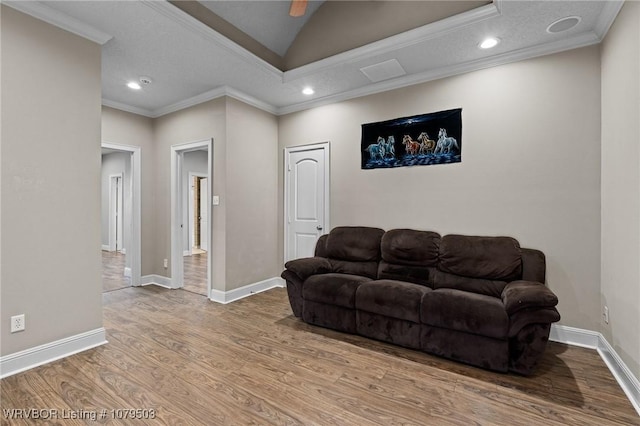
[140,274,173,289]
[0,328,107,379]
[124,267,132,278]
[183,250,190,256]
[549,324,600,349]
[120,248,126,255]
[101,244,110,251]
[551,324,640,415]
[210,277,285,304]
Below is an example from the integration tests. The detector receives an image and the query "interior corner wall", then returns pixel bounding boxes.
[600,1,640,379]
[101,106,155,275]
[153,98,227,290]
[1,6,103,355]
[225,97,279,290]
[278,46,602,332]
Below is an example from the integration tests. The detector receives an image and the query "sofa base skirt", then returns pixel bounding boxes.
[302,300,357,334]
[421,325,509,372]
[509,323,551,376]
[356,311,421,350]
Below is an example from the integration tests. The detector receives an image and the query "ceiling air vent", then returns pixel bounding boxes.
[360,59,406,83]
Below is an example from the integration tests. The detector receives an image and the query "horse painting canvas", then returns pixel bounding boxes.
[361,108,462,169]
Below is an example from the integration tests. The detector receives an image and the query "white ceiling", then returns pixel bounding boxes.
[5,1,623,117]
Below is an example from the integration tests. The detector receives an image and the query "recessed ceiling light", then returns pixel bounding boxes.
[127,81,141,90]
[547,16,581,34]
[302,87,314,95]
[479,37,500,49]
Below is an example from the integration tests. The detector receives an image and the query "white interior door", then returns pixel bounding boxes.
[285,143,329,262]
[200,177,208,251]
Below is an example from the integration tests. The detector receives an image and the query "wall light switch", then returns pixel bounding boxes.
[212,195,220,206]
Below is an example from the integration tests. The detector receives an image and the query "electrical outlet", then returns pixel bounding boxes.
[163,259,168,269]
[11,314,25,333]
[603,306,609,324]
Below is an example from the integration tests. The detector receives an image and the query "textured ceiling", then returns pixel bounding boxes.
[6,1,622,117]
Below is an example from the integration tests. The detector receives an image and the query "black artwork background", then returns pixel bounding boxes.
[361,108,462,169]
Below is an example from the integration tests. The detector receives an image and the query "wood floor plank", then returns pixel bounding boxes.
[2,286,638,425]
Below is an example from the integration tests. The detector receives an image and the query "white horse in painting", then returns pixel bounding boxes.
[365,138,385,160]
[435,128,459,154]
[384,136,395,158]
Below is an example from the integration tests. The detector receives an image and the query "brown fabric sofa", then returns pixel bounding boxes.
[281,226,560,375]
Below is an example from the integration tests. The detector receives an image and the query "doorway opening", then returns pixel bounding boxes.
[101,142,142,293]
[171,139,213,298]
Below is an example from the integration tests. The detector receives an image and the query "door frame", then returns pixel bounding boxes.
[187,171,208,256]
[108,173,123,252]
[283,142,330,264]
[101,142,142,286]
[171,139,213,296]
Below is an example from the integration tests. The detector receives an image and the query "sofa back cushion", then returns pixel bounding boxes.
[438,235,522,281]
[378,229,440,286]
[315,234,329,258]
[325,226,384,261]
[325,226,385,279]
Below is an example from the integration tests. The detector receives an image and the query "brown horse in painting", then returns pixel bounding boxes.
[417,132,436,155]
[403,135,420,155]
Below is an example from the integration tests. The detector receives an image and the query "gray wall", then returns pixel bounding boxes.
[600,1,640,379]
[279,46,602,332]
[101,107,155,275]
[1,6,103,355]
[226,98,280,289]
[153,99,228,289]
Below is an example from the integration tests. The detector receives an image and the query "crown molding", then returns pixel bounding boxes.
[142,0,283,80]
[593,0,625,40]
[3,1,112,45]
[103,86,278,118]
[150,86,228,117]
[102,99,155,118]
[276,30,601,116]
[282,1,502,83]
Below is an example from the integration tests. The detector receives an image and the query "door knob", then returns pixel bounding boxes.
[316,225,323,231]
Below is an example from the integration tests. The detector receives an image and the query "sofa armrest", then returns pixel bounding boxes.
[502,280,558,315]
[284,257,332,281]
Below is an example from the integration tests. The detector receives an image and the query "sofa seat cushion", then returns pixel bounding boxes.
[356,280,431,323]
[303,273,372,308]
[421,289,509,339]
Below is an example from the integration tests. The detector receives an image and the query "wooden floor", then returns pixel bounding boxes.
[1,287,638,425]
[102,251,130,293]
[103,251,207,295]
[183,252,207,296]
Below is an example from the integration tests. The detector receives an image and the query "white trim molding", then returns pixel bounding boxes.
[0,328,107,379]
[550,325,640,415]
[101,244,110,251]
[124,267,132,278]
[210,277,285,304]
[3,1,113,45]
[140,274,173,289]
